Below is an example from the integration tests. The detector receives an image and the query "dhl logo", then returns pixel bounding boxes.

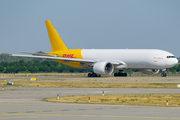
[63,54,76,58]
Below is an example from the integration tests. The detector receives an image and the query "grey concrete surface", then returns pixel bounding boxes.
[1,76,180,83]
[0,87,180,120]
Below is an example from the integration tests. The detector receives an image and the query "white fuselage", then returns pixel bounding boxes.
[81,49,178,70]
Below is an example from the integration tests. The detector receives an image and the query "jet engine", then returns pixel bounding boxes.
[140,69,159,74]
[93,61,114,75]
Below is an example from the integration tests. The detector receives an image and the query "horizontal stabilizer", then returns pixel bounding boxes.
[21,52,58,57]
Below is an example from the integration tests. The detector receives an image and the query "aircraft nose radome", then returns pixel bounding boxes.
[172,58,178,66]
[175,58,178,65]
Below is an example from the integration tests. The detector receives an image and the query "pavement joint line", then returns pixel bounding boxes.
[52,110,61,112]
[17,112,24,114]
[43,110,52,112]
[61,109,69,111]
[111,107,120,109]
[77,109,86,110]
[119,107,128,109]
[3,107,113,114]
[25,111,35,113]
[95,108,103,110]
[69,109,78,111]
[1,113,180,119]
[7,112,17,113]
[34,111,43,112]
[0,107,174,118]
[86,108,96,110]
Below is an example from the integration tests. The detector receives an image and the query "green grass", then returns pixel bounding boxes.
[1,82,180,88]
[43,94,180,107]
[149,83,177,85]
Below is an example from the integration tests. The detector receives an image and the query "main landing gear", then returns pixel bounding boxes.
[114,70,127,77]
[88,72,101,77]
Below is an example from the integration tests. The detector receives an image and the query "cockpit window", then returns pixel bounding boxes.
[167,56,175,58]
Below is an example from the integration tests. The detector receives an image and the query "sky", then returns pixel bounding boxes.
[0,0,180,56]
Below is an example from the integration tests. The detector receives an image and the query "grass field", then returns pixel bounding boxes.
[43,94,180,107]
[0,73,88,77]
[0,81,180,88]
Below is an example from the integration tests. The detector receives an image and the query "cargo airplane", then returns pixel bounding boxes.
[12,20,178,77]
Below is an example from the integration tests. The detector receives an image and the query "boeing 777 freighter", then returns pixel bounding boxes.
[13,20,178,77]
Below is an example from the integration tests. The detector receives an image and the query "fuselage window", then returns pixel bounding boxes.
[167,56,175,58]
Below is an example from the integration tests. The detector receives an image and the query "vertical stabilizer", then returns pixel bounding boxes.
[45,20,68,51]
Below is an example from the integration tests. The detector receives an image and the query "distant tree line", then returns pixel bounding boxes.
[169,64,180,73]
[0,53,91,73]
[0,60,92,73]
[0,51,45,63]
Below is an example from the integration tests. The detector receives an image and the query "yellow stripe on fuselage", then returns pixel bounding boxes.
[46,49,87,68]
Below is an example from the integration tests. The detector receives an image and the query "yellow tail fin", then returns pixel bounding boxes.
[45,20,68,51]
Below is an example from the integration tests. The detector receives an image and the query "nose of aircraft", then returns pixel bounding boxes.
[166,58,178,67]
[172,58,178,66]
[174,58,178,65]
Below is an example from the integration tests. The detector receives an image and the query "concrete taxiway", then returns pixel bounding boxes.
[1,87,180,120]
[1,76,180,83]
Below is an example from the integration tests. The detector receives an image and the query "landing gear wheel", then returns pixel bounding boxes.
[117,72,121,76]
[93,73,97,77]
[114,70,127,77]
[88,73,91,77]
[161,72,167,77]
[124,73,127,77]
[114,73,118,77]
[97,74,101,77]
[88,72,101,77]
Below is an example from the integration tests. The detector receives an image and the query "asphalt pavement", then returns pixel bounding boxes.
[0,87,180,120]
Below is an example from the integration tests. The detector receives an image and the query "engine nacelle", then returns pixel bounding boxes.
[93,61,114,75]
[140,69,159,74]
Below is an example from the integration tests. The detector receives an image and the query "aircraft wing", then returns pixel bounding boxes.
[12,54,124,65]
[12,54,95,63]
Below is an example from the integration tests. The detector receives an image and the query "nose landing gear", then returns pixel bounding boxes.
[161,71,167,77]
[161,69,167,77]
